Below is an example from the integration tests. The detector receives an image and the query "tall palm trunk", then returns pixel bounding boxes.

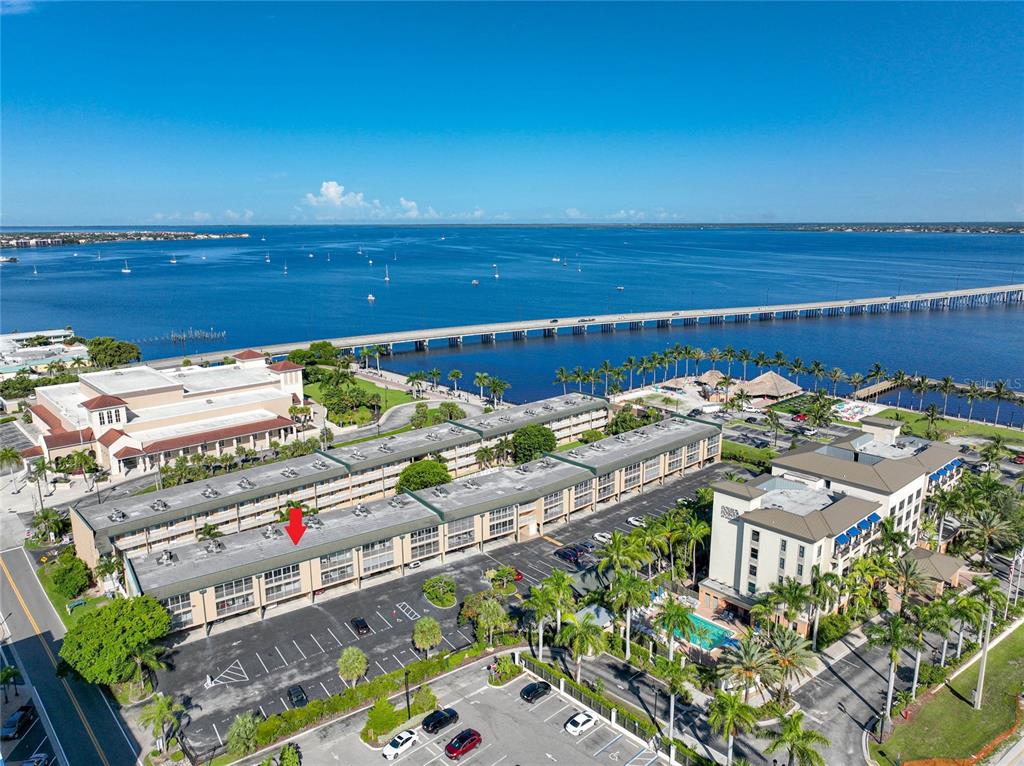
[537,616,545,660]
[974,608,993,710]
[726,733,735,766]
[911,646,922,698]
[957,622,966,657]
[939,638,949,667]
[811,605,821,651]
[667,641,676,740]
[882,657,897,736]
[624,612,632,661]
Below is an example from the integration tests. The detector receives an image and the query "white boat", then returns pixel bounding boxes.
[201,255,206,260]
[261,236,266,242]
[265,253,270,263]
[32,265,39,276]
[367,293,376,302]
[283,261,288,274]
[494,272,500,279]
[616,286,625,291]
[327,252,331,262]
[471,279,480,286]
[72,252,78,257]
[551,256,560,263]
[121,260,132,274]
[384,265,390,283]
[308,252,314,259]
[440,234,446,241]
[169,255,178,264]
[358,245,364,256]
[368,259,373,266]
[491,263,497,268]
[0,256,17,264]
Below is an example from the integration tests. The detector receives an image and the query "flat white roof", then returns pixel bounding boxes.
[128,388,286,424]
[35,383,89,428]
[82,366,179,396]
[163,365,280,394]
[131,408,282,447]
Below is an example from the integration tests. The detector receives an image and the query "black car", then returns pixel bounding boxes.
[553,548,579,565]
[745,416,760,424]
[687,408,703,417]
[520,681,552,703]
[422,707,460,734]
[351,617,371,635]
[1,702,37,740]
[574,540,596,552]
[286,685,309,708]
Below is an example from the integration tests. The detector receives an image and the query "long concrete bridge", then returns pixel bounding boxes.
[148,282,1024,368]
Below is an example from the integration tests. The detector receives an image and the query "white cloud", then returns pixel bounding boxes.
[607,209,647,221]
[225,209,255,222]
[304,180,368,209]
[191,210,212,222]
[490,212,511,221]
[565,208,585,219]
[450,207,485,221]
[398,197,420,219]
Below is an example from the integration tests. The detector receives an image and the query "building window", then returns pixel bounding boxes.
[747,581,756,594]
[748,564,758,577]
[264,563,302,602]
[779,557,786,570]
[707,436,720,457]
[777,575,784,584]
[214,577,254,616]
[361,539,395,574]
[543,491,564,521]
[623,462,641,489]
[685,442,700,464]
[446,517,476,550]
[320,549,354,585]
[114,409,121,423]
[488,506,515,537]
[751,530,760,543]
[667,448,683,471]
[780,540,787,552]
[162,594,193,629]
[573,480,593,509]
[749,547,759,560]
[410,526,440,559]
[643,457,661,481]
[797,564,804,577]
[597,473,615,500]
[798,545,805,559]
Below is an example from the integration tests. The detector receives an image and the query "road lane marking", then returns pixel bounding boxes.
[376,610,393,629]
[0,556,111,766]
[276,646,289,665]
[396,601,421,620]
[212,722,223,745]
[292,640,307,660]
[310,633,325,653]
[327,627,343,646]
[257,654,270,674]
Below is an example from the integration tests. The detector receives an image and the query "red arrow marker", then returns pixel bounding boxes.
[284,507,307,545]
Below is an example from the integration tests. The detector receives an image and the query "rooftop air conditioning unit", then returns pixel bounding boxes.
[109,509,128,522]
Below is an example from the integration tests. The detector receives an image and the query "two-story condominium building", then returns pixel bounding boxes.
[27,351,304,473]
[71,394,610,566]
[699,418,960,631]
[123,415,722,633]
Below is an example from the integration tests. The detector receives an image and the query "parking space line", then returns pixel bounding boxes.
[258,705,267,718]
[319,681,329,696]
[310,634,325,653]
[256,654,270,674]
[375,659,388,675]
[376,610,393,629]
[327,627,343,646]
[276,646,288,666]
[543,702,571,722]
[623,748,652,765]
[595,733,623,755]
[489,756,508,766]
[457,629,473,645]
[279,697,289,709]
[212,722,223,746]
[577,723,604,743]
[442,635,458,650]
[393,654,406,667]
[292,640,307,660]
[345,622,359,638]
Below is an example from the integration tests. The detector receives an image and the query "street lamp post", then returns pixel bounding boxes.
[404,669,411,718]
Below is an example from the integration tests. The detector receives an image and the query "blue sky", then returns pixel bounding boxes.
[2,1,1022,225]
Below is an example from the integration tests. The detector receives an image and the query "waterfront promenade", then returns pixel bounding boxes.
[145,282,1024,368]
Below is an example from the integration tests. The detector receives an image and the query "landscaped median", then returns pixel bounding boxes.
[870,622,1024,766]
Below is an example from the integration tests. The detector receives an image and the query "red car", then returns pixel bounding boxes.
[445,728,482,760]
[793,413,809,422]
[1013,454,1024,465]
[513,569,524,582]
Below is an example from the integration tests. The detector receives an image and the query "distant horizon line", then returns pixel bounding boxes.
[2,221,1022,230]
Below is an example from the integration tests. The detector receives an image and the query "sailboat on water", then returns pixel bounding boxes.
[32,265,39,276]
[121,260,132,274]
[265,252,270,263]
[169,253,178,264]
[384,265,390,283]
[283,261,289,275]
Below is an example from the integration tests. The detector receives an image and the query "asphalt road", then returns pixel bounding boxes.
[0,548,141,766]
[158,463,737,753]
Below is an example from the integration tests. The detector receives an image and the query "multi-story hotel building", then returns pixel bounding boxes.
[71,394,611,566]
[120,414,722,633]
[26,351,304,473]
[699,417,962,631]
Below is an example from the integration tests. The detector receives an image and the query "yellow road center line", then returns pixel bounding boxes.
[0,556,111,766]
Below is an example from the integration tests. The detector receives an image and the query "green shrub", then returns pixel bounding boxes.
[411,684,437,714]
[917,662,947,687]
[423,575,456,607]
[816,613,852,649]
[511,424,557,463]
[458,589,503,626]
[363,696,401,741]
[50,555,92,599]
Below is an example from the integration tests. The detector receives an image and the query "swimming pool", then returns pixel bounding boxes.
[675,614,735,650]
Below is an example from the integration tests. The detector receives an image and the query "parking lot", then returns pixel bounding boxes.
[276,660,661,766]
[163,464,735,752]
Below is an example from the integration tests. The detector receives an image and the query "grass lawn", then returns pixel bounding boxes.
[36,562,109,629]
[870,624,1024,766]
[768,393,835,414]
[872,407,1024,443]
[722,439,777,466]
[304,378,415,413]
[331,424,414,448]
[556,440,583,452]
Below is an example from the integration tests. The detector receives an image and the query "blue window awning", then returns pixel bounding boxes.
[847,526,861,538]
[835,534,850,546]
[857,519,872,531]
[867,512,881,523]
[953,458,962,467]
[930,472,940,481]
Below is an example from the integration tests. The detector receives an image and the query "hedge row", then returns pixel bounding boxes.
[252,643,487,749]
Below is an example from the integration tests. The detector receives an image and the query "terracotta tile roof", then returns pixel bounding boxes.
[29,405,65,432]
[267,361,303,372]
[232,350,265,361]
[141,416,295,455]
[43,428,94,450]
[113,445,145,459]
[20,446,43,458]
[81,394,128,411]
[291,393,301,404]
[98,428,127,447]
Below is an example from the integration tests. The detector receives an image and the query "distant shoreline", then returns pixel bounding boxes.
[0,230,250,249]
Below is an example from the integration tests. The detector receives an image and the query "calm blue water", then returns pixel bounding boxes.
[1,226,1021,419]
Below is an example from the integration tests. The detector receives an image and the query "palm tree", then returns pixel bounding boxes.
[597,530,640,575]
[680,515,711,585]
[889,558,925,617]
[474,445,495,468]
[788,357,806,388]
[989,380,1011,425]
[809,360,826,392]
[908,601,949,698]
[623,356,637,390]
[765,626,816,702]
[935,376,957,417]
[708,348,722,372]
[911,375,931,411]
[964,507,1015,569]
[139,693,184,752]
[598,360,614,394]
[337,646,368,684]
[764,711,831,766]
[846,372,866,399]
[964,381,984,422]
[553,367,570,395]
[523,585,557,660]
[972,576,1008,710]
[130,643,167,693]
[447,369,462,392]
[754,351,770,375]
[765,409,783,447]
[889,370,909,409]
[867,362,886,401]
[489,378,510,403]
[197,523,222,542]
[555,612,607,683]
[718,632,775,703]
[690,348,705,376]
[655,595,696,670]
[543,568,576,632]
[773,351,787,375]
[827,368,845,397]
[769,577,812,626]
[0,665,21,704]
[610,571,650,661]
[0,446,22,476]
[94,554,124,587]
[946,591,984,660]
[31,507,64,543]
[723,346,736,377]
[707,690,758,766]
[737,348,752,381]
[866,615,915,736]
[809,570,842,651]
[473,371,490,400]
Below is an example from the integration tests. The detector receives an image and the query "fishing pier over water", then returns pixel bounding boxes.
[148,282,1024,368]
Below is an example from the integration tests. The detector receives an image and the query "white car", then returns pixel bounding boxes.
[627,516,646,528]
[382,729,419,760]
[564,711,597,736]
[593,532,612,544]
